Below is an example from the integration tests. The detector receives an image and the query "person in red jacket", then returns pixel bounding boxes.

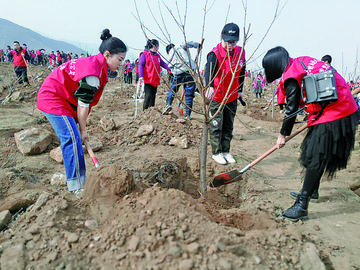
[37,29,127,195]
[204,23,246,165]
[12,41,30,85]
[262,46,359,222]
[138,39,171,110]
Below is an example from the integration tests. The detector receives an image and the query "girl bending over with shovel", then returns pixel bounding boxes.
[37,29,127,195]
[262,46,358,222]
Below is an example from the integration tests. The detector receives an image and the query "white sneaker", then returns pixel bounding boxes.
[162,104,172,115]
[222,152,236,164]
[72,188,84,197]
[212,153,227,165]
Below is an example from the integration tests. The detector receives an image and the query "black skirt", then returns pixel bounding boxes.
[299,111,359,177]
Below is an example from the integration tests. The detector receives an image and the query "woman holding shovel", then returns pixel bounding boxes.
[262,46,358,222]
[37,29,127,195]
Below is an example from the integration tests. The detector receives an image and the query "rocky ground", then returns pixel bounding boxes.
[0,62,360,270]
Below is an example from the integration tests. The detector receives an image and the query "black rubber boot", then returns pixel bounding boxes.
[290,190,319,202]
[282,192,310,222]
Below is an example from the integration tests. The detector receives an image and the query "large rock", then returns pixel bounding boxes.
[136,125,154,137]
[0,210,11,230]
[0,243,25,270]
[299,242,326,270]
[14,128,52,155]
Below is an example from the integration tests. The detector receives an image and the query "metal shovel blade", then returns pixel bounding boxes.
[210,169,243,187]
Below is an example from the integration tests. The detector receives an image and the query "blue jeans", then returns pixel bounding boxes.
[166,73,196,116]
[43,112,86,191]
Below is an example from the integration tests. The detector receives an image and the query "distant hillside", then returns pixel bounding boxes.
[0,18,85,54]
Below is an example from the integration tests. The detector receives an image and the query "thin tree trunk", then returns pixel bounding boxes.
[200,121,209,197]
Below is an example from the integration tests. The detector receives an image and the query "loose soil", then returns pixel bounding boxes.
[0,62,360,270]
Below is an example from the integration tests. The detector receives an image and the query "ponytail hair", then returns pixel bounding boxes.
[262,46,290,83]
[145,39,159,50]
[99,29,127,55]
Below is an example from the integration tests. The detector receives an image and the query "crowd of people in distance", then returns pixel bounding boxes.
[0,44,87,67]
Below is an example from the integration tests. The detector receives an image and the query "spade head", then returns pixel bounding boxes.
[210,169,243,187]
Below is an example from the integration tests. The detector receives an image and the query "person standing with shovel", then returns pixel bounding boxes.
[262,46,359,222]
[162,41,200,120]
[37,29,127,195]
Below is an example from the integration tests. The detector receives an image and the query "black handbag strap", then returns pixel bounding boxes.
[299,60,308,72]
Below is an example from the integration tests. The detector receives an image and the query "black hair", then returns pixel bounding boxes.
[99,29,127,54]
[13,41,20,45]
[166,43,175,54]
[262,46,290,83]
[321,54,332,64]
[145,39,159,50]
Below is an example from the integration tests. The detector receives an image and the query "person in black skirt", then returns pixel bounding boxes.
[262,46,359,222]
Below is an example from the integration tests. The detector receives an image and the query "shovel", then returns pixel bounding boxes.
[177,90,185,116]
[85,141,100,168]
[263,98,273,110]
[210,123,307,187]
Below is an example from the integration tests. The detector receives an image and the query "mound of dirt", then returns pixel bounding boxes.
[84,164,136,200]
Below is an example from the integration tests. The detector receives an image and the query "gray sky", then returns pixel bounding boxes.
[1,0,359,80]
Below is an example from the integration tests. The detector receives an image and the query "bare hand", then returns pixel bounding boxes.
[80,130,90,144]
[237,92,243,99]
[276,134,286,149]
[205,87,215,100]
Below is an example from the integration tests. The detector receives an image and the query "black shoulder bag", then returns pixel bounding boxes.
[299,60,338,120]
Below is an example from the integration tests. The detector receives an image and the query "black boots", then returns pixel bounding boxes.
[290,190,319,202]
[282,191,310,222]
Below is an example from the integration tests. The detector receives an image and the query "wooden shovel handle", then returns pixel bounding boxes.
[84,141,100,168]
[249,123,307,168]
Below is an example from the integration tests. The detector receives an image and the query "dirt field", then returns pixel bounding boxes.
[0,62,360,270]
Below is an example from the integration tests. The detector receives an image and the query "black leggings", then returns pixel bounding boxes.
[143,84,157,110]
[301,167,323,196]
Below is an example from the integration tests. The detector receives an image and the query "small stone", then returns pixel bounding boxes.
[215,239,226,252]
[313,224,320,231]
[253,255,262,264]
[161,229,174,238]
[186,242,200,254]
[29,226,40,234]
[217,258,232,270]
[179,259,194,270]
[0,210,11,230]
[207,244,218,255]
[176,119,186,124]
[178,212,187,220]
[65,232,79,243]
[50,173,66,186]
[84,220,98,230]
[128,235,140,251]
[228,245,246,256]
[167,245,183,257]
[50,147,63,163]
[100,116,116,131]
